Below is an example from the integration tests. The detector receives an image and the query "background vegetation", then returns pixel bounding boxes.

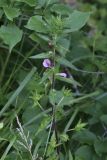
[0,0,107,159]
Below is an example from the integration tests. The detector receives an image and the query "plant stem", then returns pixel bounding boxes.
[51,47,60,159]
[43,36,60,159]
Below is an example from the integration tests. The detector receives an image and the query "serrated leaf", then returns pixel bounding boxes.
[0,24,23,52]
[3,7,20,21]
[26,16,48,33]
[64,10,90,32]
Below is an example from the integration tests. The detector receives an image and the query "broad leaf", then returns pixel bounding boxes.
[51,4,72,15]
[72,129,97,145]
[3,7,20,21]
[64,10,90,32]
[26,16,48,33]
[75,145,93,160]
[0,24,23,52]
[0,0,7,7]
[94,138,107,155]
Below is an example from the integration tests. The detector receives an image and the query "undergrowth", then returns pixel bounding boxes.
[0,0,107,159]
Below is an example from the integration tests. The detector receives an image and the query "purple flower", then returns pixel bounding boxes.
[43,59,52,68]
[56,73,67,78]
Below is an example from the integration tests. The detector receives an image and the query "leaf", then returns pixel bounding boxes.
[3,7,20,21]
[0,24,23,52]
[72,129,97,145]
[56,76,81,86]
[100,115,107,125]
[56,57,78,71]
[0,67,36,117]
[56,37,70,56]
[69,150,73,160]
[97,0,107,3]
[0,122,3,129]
[49,89,64,106]
[94,138,107,155]
[40,69,52,84]
[0,0,7,7]
[64,10,90,32]
[75,145,93,160]
[16,0,36,6]
[26,16,48,33]
[30,52,52,59]
[0,9,3,18]
[63,91,99,106]
[1,137,16,160]
[51,4,72,15]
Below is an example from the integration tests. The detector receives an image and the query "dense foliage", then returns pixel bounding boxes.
[0,0,107,159]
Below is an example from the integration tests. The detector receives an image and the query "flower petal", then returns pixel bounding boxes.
[43,59,52,68]
[56,73,67,78]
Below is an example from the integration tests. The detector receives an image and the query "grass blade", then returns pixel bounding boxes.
[0,67,36,117]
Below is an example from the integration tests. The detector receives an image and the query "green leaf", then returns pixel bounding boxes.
[0,122,3,129]
[64,10,90,32]
[0,9,3,18]
[63,91,99,106]
[56,57,78,71]
[16,0,36,6]
[26,16,48,33]
[94,139,107,155]
[3,7,20,21]
[0,0,7,7]
[0,24,23,52]
[74,119,87,131]
[69,150,73,160]
[49,89,64,106]
[0,67,36,117]
[100,115,107,125]
[40,69,52,84]
[60,133,69,142]
[51,4,72,15]
[56,76,81,86]
[72,129,97,145]
[97,0,107,3]
[56,37,70,56]
[75,145,93,160]
[1,137,16,160]
[30,52,52,59]
[29,33,47,45]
